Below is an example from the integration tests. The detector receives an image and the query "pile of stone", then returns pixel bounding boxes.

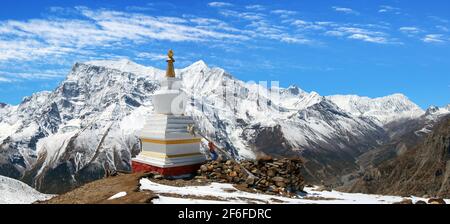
[196,157,305,196]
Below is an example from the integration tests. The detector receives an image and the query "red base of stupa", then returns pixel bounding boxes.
[132,160,202,176]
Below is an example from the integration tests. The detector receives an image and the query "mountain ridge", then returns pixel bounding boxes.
[0,59,447,193]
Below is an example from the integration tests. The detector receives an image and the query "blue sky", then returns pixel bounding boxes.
[0,0,449,108]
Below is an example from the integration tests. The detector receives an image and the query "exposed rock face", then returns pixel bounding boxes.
[348,115,450,198]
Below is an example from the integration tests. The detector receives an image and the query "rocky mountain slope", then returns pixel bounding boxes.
[347,114,450,197]
[0,59,443,194]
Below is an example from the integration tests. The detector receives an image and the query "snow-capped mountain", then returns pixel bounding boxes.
[0,59,446,193]
[0,175,53,204]
[327,94,424,126]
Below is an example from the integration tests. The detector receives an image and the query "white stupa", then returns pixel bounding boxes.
[132,50,205,176]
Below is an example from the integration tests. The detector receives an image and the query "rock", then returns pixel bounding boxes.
[393,199,413,204]
[200,165,208,172]
[245,177,255,185]
[428,198,446,204]
[207,165,214,171]
[195,158,304,196]
[415,200,427,204]
[275,181,286,188]
[267,169,276,177]
[272,176,285,183]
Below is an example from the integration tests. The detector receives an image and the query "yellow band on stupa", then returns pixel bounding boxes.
[141,138,202,145]
[140,151,203,159]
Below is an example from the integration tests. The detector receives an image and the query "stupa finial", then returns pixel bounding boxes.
[166,49,176,78]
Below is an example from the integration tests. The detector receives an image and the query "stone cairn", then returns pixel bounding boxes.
[196,156,305,196]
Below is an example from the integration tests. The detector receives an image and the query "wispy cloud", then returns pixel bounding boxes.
[399,26,422,36]
[332,7,359,15]
[422,34,446,43]
[219,9,265,20]
[324,26,399,44]
[270,9,297,18]
[0,69,65,82]
[0,76,14,83]
[246,19,311,44]
[290,19,335,31]
[245,5,265,11]
[0,2,441,85]
[378,5,401,14]
[429,16,449,24]
[436,25,449,32]
[348,33,387,44]
[208,2,233,8]
[0,7,250,64]
[136,52,166,61]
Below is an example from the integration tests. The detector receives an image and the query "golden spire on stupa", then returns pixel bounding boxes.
[166,49,176,78]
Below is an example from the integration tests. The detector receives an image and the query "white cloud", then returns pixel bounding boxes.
[436,25,449,32]
[325,31,345,37]
[422,34,446,43]
[270,9,297,18]
[136,52,166,61]
[291,19,334,30]
[279,36,310,44]
[348,33,387,44]
[323,26,400,44]
[429,16,449,24]
[208,2,233,8]
[219,9,264,20]
[0,70,65,82]
[0,76,13,83]
[1,5,326,68]
[79,9,248,42]
[245,5,265,11]
[378,5,401,14]
[0,7,250,63]
[271,9,297,15]
[399,27,422,36]
[332,7,359,15]
[246,19,311,44]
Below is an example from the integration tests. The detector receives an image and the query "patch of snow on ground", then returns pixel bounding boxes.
[108,191,127,200]
[140,178,447,204]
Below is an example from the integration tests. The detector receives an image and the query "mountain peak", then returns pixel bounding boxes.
[384,93,409,100]
[85,58,149,71]
[184,60,208,70]
[285,85,300,95]
[425,104,450,116]
[79,59,163,79]
[327,93,424,125]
